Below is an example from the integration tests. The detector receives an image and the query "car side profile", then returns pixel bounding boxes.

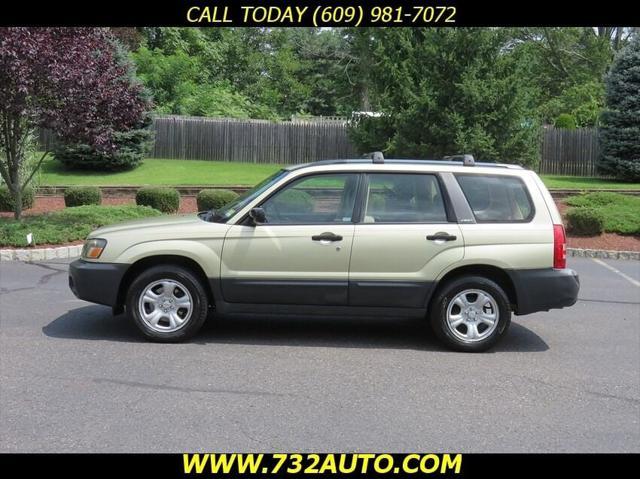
[69,154,579,352]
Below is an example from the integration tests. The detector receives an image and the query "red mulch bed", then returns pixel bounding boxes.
[0,195,198,217]
[2,196,639,252]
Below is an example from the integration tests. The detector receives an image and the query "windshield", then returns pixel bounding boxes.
[204,169,289,223]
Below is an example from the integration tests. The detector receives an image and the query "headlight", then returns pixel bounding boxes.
[82,238,107,259]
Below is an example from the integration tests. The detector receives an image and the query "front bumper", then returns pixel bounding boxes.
[507,268,580,316]
[68,259,128,307]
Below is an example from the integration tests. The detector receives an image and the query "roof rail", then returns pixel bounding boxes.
[443,154,475,166]
[285,158,523,171]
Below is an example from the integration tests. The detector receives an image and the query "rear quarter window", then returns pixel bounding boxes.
[455,174,534,223]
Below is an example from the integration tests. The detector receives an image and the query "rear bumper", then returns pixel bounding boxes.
[68,259,128,307]
[507,268,580,315]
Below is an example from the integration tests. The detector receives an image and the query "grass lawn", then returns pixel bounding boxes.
[36,156,640,190]
[0,205,162,247]
[540,175,640,190]
[38,157,284,186]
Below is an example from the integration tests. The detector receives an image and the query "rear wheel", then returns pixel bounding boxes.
[126,265,208,342]
[430,276,511,352]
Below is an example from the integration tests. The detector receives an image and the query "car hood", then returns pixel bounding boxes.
[90,214,222,237]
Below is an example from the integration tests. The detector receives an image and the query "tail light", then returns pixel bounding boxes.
[553,224,566,269]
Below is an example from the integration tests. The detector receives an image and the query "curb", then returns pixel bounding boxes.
[1,244,637,262]
[0,244,83,262]
[567,248,639,261]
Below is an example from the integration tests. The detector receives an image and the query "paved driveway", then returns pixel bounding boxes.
[0,257,638,452]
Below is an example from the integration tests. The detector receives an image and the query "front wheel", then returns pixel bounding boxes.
[430,276,511,352]
[126,265,209,342]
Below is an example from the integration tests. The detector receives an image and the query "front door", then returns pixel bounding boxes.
[349,172,464,308]
[221,173,360,305]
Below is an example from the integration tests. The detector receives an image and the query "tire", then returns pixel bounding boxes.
[429,276,511,352]
[126,265,209,342]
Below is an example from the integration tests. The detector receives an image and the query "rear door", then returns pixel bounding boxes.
[349,172,464,308]
[452,172,552,269]
[221,173,360,305]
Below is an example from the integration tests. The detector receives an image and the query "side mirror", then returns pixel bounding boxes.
[249,207,267,225]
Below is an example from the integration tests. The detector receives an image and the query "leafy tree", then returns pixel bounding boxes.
[515,27,636,126]
[554,113,578,129]
[538,81,604,127]
[134,28,362,119]
[598,37,640,180]
[133,45,274,119]
[0,28,149,218]
[133,46,203,114]
[53,41,153,172]
[349,29,540,166]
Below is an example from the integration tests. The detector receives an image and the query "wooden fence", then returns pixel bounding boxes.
[39,115,357,165]
[539,127,601,176]
[151,115,356,164]
[40,119,605,176]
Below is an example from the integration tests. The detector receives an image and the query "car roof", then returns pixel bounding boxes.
[284,158,525,172]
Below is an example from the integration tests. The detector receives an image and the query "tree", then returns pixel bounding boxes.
[0,28,149,218]
[349,29,540,166]
[598,37,640,181]
[514,27,636,127]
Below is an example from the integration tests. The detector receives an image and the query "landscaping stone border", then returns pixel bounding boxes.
[1,244,83,262]
[1,244,637,262]
[566,247,639,261]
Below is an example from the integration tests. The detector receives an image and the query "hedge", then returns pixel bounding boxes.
[566,208,605,236]
[196,189,239,211]
[271,189,314,213]
[64,186,102,207]
[135,187,180,214]
[0,186,35,212]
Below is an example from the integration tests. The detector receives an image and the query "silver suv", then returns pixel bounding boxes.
[69,155,579,351]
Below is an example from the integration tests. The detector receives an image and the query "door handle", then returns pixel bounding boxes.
[312,232,343,242]
[426,232,457,242]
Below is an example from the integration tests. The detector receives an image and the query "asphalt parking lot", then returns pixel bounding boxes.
[0,256,638,452]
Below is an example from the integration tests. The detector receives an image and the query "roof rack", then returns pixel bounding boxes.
[362,151,384,163]
[443,154,475,166]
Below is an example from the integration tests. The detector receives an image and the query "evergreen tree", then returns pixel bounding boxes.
[598,37,640,180]
[349,29,540,167]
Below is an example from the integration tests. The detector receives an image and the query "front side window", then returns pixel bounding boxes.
[455,174,534,222]
[363,173,448,223]
[208,169,289,223]
[260,173,359,224]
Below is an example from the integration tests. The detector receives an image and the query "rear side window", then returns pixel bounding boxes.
[364,173,448,223]
[455,174,534,222]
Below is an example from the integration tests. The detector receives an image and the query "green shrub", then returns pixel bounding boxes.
[135,187,180,213]
[196,189,239,211]
[554,113,577,130]
[64,186,102,207]
[52,123,153,172]
[0,186,35,212]
[0,205,162,247]
[272,189,314,213]
[565,192,640,235]
[566,208,605,236]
